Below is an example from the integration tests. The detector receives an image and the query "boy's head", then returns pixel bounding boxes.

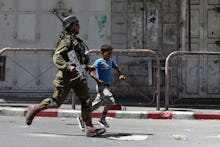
[100,44,113,52]
[100,44,113,60]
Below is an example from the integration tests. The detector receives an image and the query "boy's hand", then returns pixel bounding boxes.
[96,79,104,85]
[119,74,125,80]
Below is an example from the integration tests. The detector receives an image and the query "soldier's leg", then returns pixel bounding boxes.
[74,80,91,124]
[74,81,106,137]
[74,80,106,137]
[39,86,71,110]
[26,85,71,125]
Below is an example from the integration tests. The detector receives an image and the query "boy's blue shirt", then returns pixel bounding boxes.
[93,58,118,85]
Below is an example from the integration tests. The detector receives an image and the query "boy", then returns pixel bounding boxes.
[77,44,125,129]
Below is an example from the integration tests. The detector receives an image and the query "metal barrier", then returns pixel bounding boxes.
[165,51,220,110]
[0,48,161,110]
[0,47,55,97]
[87,49,161,110]
[0,47,54,53]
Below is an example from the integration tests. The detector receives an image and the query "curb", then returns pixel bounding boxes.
[1,107,220,120]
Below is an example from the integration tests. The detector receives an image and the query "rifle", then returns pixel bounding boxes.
[67,50,87,81]
[52,10,67,42]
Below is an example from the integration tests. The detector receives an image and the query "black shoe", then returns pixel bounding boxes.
[77,117,85,131]
[97,118,109,128]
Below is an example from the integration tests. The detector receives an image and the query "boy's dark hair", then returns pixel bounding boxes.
[100,44,113,52]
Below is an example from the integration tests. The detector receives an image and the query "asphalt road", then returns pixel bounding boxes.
[0,116,220,147]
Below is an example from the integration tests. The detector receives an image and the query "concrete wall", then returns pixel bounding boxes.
[0,0,111,49]
[0,0,220,105]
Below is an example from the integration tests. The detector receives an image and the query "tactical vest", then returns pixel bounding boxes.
[71,37,89,65]
[57,35,89,65]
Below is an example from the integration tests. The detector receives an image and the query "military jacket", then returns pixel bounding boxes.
[53,34,89,84]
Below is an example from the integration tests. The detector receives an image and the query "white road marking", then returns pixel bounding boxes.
[27,133,70,138]
[108,135,148,141]
[207,134,220,138]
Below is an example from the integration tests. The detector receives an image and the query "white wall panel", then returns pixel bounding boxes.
[40,14,61,48]
[41,0,59,12]
[64,0,84,11]
[88,0,107,12]
[18,14,36,41]
[0,0,15,11]
[0,14,16,47]
[18,0,36,11]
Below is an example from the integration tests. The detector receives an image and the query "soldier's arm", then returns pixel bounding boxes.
[53,38,73,72]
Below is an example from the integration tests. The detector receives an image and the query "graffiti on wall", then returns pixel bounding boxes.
[95,15,107,40]
[147,11,159,43]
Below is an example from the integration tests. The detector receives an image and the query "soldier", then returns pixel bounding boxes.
[25,15,106,137]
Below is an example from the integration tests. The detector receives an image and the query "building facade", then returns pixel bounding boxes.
[0,0,220,106]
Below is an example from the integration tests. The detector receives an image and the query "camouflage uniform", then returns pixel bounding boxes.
[39,35,91,122]
[26,15,106,137]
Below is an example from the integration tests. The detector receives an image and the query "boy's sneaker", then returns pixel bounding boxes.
[97,118,110,128]
[77,117,85,131]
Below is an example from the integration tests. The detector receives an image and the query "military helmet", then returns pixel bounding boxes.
[63,15,79,29]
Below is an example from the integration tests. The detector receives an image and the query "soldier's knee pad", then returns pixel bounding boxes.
[40,98,59,109]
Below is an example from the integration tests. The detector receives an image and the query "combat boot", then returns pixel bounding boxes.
[85,126,106,137]
[25,105,41,125]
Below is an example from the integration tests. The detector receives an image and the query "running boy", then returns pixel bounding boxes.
[77,44,125,129]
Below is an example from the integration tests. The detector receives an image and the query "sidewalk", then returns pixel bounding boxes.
[1,103,220,120]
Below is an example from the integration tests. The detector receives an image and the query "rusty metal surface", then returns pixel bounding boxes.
[0,48,54,54]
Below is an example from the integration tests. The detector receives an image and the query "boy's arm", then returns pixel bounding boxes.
[115,67,125,80]
[89,66,104,85]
